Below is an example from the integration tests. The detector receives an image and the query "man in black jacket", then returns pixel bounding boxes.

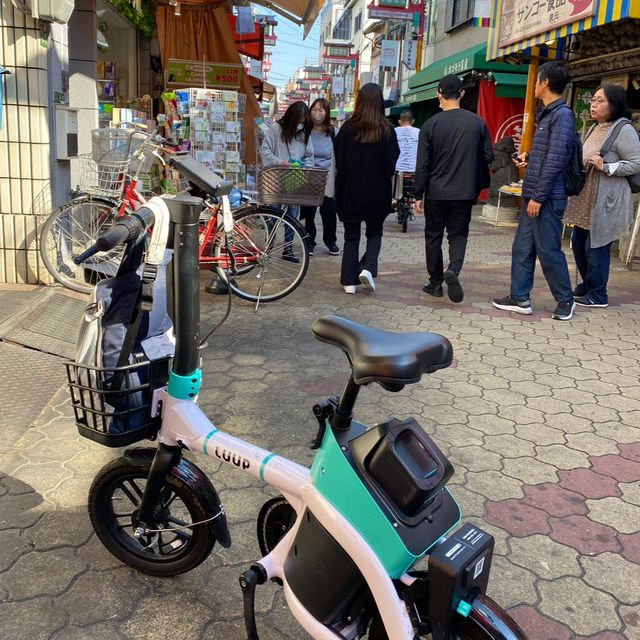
[491,62,576,321]
[414,75,493,303]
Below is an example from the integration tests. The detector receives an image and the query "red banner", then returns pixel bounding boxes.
[476,80,525,201]
[477,80,525,148]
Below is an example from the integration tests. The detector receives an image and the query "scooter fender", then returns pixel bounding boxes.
[124,447,231,548]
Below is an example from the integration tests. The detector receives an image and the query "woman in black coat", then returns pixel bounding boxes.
[334,83,400,294]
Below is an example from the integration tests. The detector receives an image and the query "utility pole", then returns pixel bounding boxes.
[415,0,426,73]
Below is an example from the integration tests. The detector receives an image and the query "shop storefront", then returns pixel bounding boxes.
[401,42,529,140]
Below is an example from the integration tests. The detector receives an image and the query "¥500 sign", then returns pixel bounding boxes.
[166,59,243,89]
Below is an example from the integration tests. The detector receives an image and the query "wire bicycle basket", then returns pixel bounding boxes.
[65,357,170,447]
[78,153,128,199]
[257,166,328,206]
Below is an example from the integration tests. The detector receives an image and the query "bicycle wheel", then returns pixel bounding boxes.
[88,452,217,577]
[39,196,124,293]
[213,207,309,303]
[367,592,528,639]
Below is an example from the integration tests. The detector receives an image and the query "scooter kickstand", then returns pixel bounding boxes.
[239,564,267,640]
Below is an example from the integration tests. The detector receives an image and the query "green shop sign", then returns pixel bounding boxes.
[166,59,243,89]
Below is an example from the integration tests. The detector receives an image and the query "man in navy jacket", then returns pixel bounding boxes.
[492,62,576,321]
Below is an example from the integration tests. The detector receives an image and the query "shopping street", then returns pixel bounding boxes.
[0,210,639,639]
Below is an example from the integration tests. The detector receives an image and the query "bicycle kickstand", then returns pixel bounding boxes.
[239,564,268,640]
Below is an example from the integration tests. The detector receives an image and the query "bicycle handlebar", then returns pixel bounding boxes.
[73,209,156,265]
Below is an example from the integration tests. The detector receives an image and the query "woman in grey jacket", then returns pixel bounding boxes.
[260,101,314,263]
[565,83,640,307]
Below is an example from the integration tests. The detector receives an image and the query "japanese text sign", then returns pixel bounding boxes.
[166,59,243,89]
[498,0,596,47]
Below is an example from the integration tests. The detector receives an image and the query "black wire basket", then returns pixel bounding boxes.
[257,166,328,206]
[65,357,170,447]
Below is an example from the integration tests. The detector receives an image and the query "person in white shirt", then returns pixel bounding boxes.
[394,110,420,172]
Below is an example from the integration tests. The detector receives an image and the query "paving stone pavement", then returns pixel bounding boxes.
[0,209,639,640]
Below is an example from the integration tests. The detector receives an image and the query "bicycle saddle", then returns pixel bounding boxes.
[169,156,233,197]
[312,315,453,386]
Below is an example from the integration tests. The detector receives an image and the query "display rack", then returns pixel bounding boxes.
[186,88,246,188]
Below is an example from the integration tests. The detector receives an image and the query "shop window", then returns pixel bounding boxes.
[445,0,474,32]
[353,11,362,34]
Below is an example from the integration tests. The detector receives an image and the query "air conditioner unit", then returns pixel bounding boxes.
[30,0,75,24]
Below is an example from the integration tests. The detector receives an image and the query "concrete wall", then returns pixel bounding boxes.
[0,0,54,283]
[0,0,99,285]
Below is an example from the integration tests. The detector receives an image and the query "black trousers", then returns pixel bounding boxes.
[300,197,337,247]
[340,219,384,285]
[424,199,475,286]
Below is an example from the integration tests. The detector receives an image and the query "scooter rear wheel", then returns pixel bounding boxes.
[367,593,528,640]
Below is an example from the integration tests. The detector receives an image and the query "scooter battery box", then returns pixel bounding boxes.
[427,523,494,640]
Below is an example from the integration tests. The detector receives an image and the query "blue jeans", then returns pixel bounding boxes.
[510,199,573,303]
[571,226,611,304]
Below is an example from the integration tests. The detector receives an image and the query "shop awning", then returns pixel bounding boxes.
[492,72,528,98]
[487,0,640,61]
[407,42,527,92]
[252,0,326,37]
[330,107,353,118]
[387,103,414,116]
[227,14,264,60]
[403,85,438,104]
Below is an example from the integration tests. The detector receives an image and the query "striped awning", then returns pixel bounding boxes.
[487,0,640,61]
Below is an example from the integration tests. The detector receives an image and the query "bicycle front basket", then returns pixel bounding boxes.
[257,166,328,206]
[65,357,170,447]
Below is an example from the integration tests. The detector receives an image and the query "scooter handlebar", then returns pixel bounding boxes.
[73,210,156,264]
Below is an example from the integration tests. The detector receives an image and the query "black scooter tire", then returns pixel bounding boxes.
[368,593,528,640]
[88,450,217,577]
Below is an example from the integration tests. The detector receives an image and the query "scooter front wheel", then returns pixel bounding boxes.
[368,593,528,640]
[88,450,217,577]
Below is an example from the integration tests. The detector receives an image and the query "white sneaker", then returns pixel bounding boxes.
[344,285,356,294]
[359,270,375,292]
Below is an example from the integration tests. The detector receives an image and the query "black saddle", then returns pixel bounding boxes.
[169,156,233,197]
[312,315,453,387]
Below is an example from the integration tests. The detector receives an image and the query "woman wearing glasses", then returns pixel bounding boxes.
[564,83,640,307]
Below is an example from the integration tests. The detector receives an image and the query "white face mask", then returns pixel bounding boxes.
[311,111,325,124]
[297,123,304,131]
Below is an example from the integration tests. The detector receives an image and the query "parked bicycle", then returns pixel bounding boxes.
[64,172,528,640]
[39,125,318,304]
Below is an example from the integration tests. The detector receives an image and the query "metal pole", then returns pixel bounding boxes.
[520,52,539,155]
[415,0,426,73]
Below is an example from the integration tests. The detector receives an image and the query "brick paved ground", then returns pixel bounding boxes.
[0,209,639,639]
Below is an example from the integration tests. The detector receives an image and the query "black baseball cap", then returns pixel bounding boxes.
[438,74,463,95]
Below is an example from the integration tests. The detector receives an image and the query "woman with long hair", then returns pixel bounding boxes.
[564,83,640,307]
[260,101,314,262]
[300,98,340,256]
[334,83,399,293]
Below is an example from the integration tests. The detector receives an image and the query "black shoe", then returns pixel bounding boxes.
[491,295,532,315]
[575,296,608,308]
[423,283,443,297]
[282,252,300,264]
[444,269,463,303]
[573,283,587,297]
[327,243,340,255]
[552,300,576,320]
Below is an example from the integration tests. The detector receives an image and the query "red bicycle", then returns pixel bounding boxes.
[39,127,310,303]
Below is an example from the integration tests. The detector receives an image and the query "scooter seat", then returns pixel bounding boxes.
[312,315,453,386]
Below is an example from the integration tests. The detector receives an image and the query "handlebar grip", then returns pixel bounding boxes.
[95,222,134,251]
[73,210,155,265]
